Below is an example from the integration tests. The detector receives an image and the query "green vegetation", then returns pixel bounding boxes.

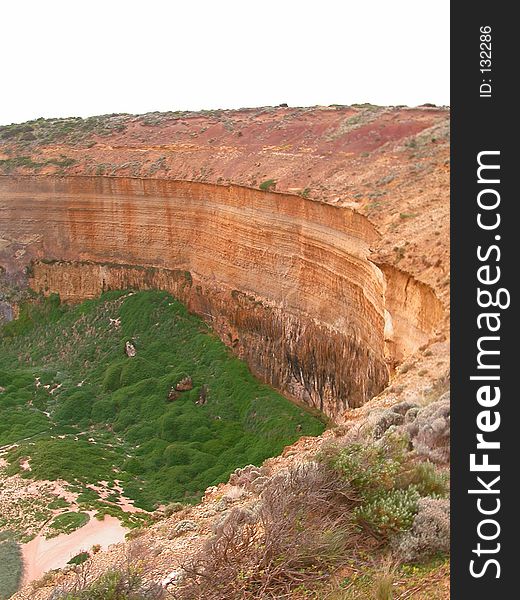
[0,155,77,173]
[57,569,155,600]
[0,539,23,599]
[47,512,90,537]
[0,290,324,511]
[259,178,276,191]
[0,115,129,146]
[48,497,70,510]
[323,435,448,538]
[67,552,90,566]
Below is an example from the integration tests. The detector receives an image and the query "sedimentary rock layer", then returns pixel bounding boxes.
[380,263,445,365]
[0,175,441,417]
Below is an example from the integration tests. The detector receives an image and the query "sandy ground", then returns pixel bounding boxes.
[21,515,128,585]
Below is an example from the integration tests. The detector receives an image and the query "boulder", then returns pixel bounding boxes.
[175,376,193,391]
[125,341,136,357]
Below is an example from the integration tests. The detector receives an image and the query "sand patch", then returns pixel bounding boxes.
[21,515,128,585]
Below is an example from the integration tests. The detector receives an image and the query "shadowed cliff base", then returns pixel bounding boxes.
[0,176,443,419]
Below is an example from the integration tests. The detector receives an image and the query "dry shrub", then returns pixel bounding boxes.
[373,572,394,600]
[174,462,361,599]
[391,497,450,562]
[32,570,59,591]
[51,567,166,600]
[51,539,165,600]
[406,399,450,464]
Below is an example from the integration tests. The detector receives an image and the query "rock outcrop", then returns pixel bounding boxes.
[0,175,442,419]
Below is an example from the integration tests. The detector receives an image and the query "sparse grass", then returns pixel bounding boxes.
[373,572,394,600]
[320,556,449,599]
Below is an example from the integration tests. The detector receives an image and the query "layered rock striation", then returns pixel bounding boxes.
[0,175,442,418]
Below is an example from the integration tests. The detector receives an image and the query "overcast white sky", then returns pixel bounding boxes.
[0,0,449,126]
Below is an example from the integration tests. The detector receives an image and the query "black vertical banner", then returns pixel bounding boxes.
[451,3,516,597]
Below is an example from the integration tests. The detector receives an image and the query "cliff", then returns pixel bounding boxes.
[0,175,442,419]
[0,105,450,304]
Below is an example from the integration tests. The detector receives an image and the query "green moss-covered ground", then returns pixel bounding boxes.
[0,290,324,510]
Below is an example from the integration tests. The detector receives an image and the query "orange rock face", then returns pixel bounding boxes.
[0,177,388,418]
[0,175,444,418]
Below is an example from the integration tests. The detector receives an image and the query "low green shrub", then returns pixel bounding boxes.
[67,552,90,565]
[325,442,403,500]
[259,178,276,191]
[354,487,420,536]
[47,512,90,537]
[322,434,446,538]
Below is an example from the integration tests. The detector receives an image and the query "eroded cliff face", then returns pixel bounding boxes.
[0,175,442,418]
[380,263,445,366]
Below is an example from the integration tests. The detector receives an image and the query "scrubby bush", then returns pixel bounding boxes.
[403,461,449,498]
[56,568,165,600]
[176,462,358,599]
[321,433,448,539]
[355,487,420,536]
[391,497,450,563]
[406,398,450,463]
[163,502,185,517]
[327,443,401,495]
